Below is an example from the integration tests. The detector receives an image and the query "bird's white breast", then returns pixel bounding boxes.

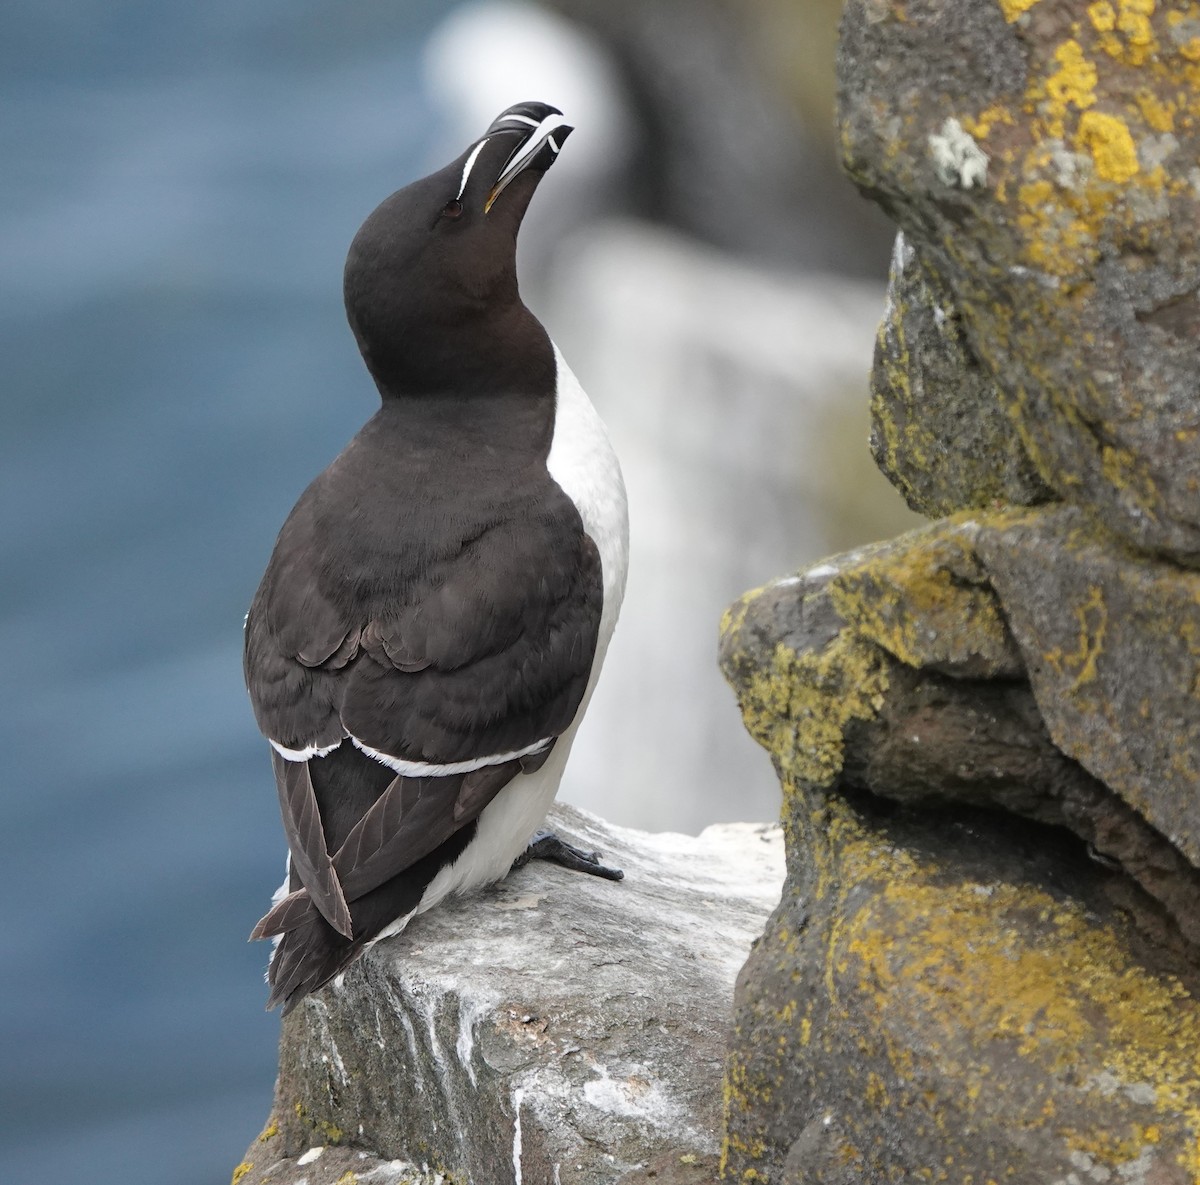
[546,343,629,649]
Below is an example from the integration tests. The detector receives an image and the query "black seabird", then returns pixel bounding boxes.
[243,102,629,1013]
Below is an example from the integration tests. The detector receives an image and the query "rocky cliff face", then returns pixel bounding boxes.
[232,806,783,1185]
[718,1,1200,1180]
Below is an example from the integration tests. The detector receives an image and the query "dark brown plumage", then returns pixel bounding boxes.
[242,104,611,1013]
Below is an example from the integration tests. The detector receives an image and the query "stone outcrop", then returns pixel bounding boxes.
[842,0,1200,562]
[870,233,1053,516]
[717,0,1200,1180]
[720,521,1200,1183]
[233,805,783,1185]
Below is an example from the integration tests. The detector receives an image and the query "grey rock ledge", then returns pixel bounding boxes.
[234,803,784,1185]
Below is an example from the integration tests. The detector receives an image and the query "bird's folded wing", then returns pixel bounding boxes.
[334,759,522,899]
[245,504,604,931]
[250,758,528,939]
[247,508,603,771]
[340,522,603,766]
[270,751,353,938]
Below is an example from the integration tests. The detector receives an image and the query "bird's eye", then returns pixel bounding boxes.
[440,199,464,220]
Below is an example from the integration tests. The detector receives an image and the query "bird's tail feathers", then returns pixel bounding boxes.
[266,916,361,1014]
[249,888,321,941]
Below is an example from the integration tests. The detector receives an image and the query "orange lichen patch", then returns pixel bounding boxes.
[1076,110,1140,180]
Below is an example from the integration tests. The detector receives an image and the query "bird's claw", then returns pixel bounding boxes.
[512,829,624,881]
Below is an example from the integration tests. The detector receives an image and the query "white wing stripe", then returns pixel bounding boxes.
[269,733,553,774]
[269,738,343,762]
[350,734,552,777]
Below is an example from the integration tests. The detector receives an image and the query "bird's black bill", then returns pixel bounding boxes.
[483,102,574,213]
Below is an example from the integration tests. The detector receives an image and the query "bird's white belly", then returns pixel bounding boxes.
[545,343,629,643]
[373,345,629,939]
[414,717,582,916]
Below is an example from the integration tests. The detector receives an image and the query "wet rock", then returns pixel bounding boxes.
[233,804,783,1185]
[839,0,1200,561]
[719,559,1200,1182]
[869,231,1052,517]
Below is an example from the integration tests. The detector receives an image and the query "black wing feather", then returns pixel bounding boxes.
[271,751,353,939]
[250,757,527,941]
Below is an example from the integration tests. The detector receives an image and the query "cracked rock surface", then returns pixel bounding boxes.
[232,804,783,1185]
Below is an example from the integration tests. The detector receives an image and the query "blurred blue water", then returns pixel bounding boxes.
[0,4,460,1180]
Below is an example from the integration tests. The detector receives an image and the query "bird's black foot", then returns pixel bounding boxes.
[512,830,624,881]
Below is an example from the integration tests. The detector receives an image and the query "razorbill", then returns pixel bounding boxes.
[244,102,628,1013]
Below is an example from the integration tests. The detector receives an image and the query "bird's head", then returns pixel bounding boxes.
[343,102,573,398]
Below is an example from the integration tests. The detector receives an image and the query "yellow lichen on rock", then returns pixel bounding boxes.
[835,808,1200,1176]
[1044,585,1107,692]
[985,7,1200,277]
[1076,110,1140,181]
[1011,149,1115,277]
[1041,40,1099,135]
[732,626,890,789]
[827,515,1020,676]
[998,0,1043,21]
[843,0,1200,557]
[1116,0,1158,62]
[1088,0,1117,31]
[973,506,1200,865]
[1134,89,1176,132]
[961,103,1015,140]
[726,771,1200,1180]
